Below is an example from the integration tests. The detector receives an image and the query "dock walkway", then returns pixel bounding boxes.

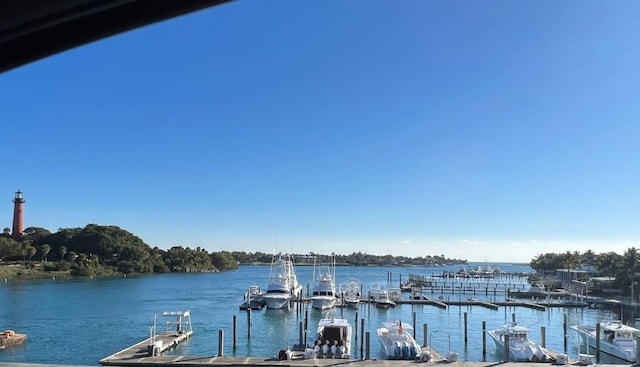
[100,331,193,365]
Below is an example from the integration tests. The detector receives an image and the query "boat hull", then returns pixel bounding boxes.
[311,296,336,310]
[487,328,548,362]
[263,295,291,310]
[572,325,637,362]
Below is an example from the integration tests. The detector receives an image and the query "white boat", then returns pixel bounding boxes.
[311,317,352,359]
[572,320,640,362]
[239,285,265,310]
[487,322,549,362]
[376,320,423,360]
[262,254,303,310]
[342,279,361,308]
[310,257,337,310]
[374,289,396,308]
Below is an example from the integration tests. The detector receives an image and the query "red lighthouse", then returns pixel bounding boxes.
[12,190,24,241]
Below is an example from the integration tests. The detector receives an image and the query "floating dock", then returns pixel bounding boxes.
[100,330,192,365]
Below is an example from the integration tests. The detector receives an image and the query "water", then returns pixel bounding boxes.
[0,263,624,365]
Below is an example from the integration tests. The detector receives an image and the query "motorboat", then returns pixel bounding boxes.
[310,257,337,310]
[572,320,640,362]
[527,282,546,293]
[387,287,403,302]
[312,317,352,359]
[342,279,361,308]
[376,320,424,360]
[0,330,27,348]
[487,322,549,362]
[262,254,303,310]
[374,289,396,308]
[239,285,265,310]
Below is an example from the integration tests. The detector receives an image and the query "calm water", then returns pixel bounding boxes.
[0,263,624,365]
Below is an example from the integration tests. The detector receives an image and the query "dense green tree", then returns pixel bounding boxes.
[211,251,238,270]
[22,227,52,247]
[0,237,21,260]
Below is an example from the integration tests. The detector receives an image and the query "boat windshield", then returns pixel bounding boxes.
[616,331,634,340]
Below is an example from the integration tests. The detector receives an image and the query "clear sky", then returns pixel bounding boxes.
[2,1,639,263]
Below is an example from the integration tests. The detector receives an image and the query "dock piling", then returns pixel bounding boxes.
[464,312,468,343]
[354,312,358,341]
[596,321,601,363]
[360,318,365,356]
[504,333,510,362]
[540,326,545,348]
[365,331,370,360]
[413,312,417,339]
[218,329,224,357]
[482,321,486,357]
[563,313,567,353]
[232,315,237,350]
[246,308,251,339]
[423,324,428,347]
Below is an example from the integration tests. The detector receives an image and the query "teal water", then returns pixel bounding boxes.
[0,263,623,365]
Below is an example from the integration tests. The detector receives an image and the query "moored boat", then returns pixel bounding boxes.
[312,317,352,359]
[310,257,337,310]
[0,330,27,348]
[239,285,265,310]
[262,254,303,310]
[377,320,424,360]
[342,279,361,308]
[572,320,640,362]
[374,289,396,308]
[487,322,549,362]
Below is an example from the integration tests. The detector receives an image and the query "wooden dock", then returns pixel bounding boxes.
[100,331,193,365]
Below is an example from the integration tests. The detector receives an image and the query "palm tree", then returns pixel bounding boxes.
[59,246,67,262]
[41,244,51,262]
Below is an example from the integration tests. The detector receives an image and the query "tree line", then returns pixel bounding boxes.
[0,224,468,277]
[530,248,640,296]
[0,224,238,276]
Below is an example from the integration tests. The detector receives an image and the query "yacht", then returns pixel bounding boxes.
[310,256,337,310]
[262,254,302,310]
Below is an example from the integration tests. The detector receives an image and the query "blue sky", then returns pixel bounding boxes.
[2,1,639,263]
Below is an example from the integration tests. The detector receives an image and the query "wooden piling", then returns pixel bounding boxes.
[298,321,303,346]
[360,318,365,356]
[423,324,428,347]
[232,315,237,350]
[504,333,510,362]
[355,312,358,341]
[540,326,545,348]
[365,331,370,360]
[596,322,600,363]
[482,321,486,357]
[563,313,567,353]
[218,329,224,357]
[413,312,417,339]
[464,312,468,343]
[247,308,251,339]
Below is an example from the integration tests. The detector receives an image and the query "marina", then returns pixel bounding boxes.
[0,263,636,366]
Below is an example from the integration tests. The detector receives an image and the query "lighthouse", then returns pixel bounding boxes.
[12,190,24,241]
